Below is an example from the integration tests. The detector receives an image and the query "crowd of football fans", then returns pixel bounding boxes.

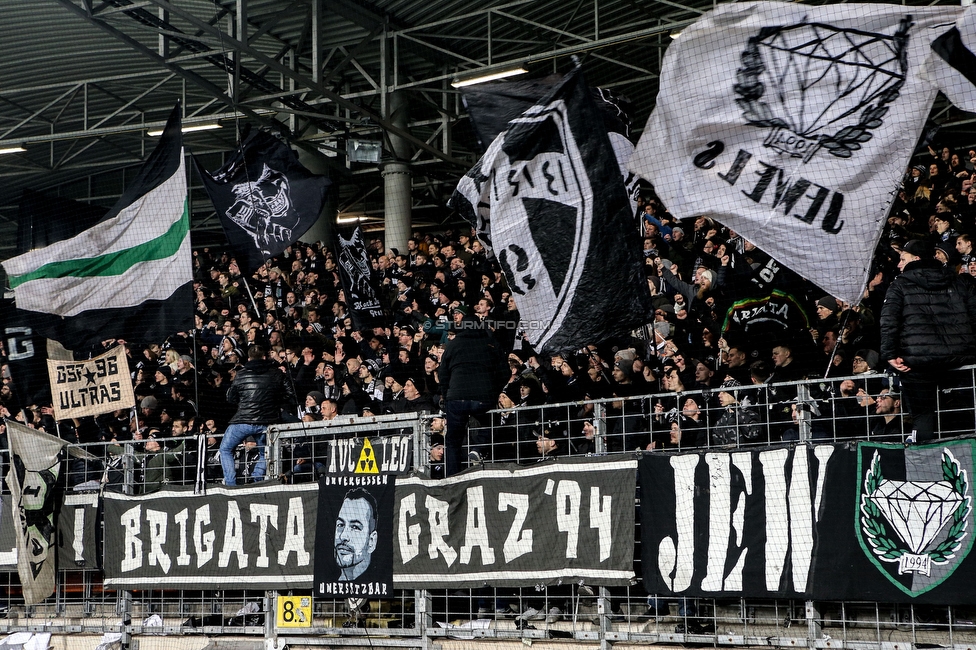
[0,145,974,490]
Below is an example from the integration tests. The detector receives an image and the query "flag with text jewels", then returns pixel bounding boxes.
[393,457,636,589]
[196,129,330,273]
[335,226,385,330]
[629,2,965,305]
[813,440,976,604]
[450,66,652,354]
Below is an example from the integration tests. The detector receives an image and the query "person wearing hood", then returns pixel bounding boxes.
[220,345,297,485]
[881,239,976,443]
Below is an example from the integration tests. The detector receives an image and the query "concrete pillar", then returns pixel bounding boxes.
[383,91,412,253]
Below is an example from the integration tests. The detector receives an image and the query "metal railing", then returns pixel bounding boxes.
[1,368,975,646]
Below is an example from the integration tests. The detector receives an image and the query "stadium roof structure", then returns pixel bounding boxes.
[0,0,973,258]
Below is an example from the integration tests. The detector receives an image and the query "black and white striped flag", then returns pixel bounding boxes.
[927,5,976,113]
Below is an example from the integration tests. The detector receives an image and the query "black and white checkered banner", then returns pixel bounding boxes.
[393,457,636,588]
[102,483,318,590]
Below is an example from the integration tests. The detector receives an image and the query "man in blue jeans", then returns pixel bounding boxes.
[221,345,296,485]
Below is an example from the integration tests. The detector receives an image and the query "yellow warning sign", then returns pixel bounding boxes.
[276,595,311,627]
[355,438,379,474]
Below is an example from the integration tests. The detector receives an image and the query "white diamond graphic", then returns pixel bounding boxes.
[869,480,962,554]
[755,23,905,137]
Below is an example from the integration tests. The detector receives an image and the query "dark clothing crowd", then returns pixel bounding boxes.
[2,145,976,488]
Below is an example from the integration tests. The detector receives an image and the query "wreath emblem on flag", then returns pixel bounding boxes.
[733,16,912,162]
[857,446,973,595]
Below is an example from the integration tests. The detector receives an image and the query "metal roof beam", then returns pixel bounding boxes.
[143,0,469,167]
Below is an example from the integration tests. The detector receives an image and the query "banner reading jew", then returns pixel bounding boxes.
[812,440,976,604]
[640,444,838,598]
[336,227,384,330]
[314,474,396,598]
[394,457,636,589]
[629,2,964,305]
[48,344,135,420]
[102,483,318,590]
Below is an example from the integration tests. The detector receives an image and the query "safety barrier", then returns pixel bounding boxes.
[1,369,975,648]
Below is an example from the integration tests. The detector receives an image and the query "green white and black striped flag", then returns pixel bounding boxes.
[2,104,193,350]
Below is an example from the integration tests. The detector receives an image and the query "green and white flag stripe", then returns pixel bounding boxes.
[4,157,192,317]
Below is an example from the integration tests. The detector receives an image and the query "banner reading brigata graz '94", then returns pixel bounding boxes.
[641,444,837,598]
[394,457,636,588]
[102,483,317,590]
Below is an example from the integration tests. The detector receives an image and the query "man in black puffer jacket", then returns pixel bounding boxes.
[881,239,976,442]
[220,345,297,485]
[438,316,508,476]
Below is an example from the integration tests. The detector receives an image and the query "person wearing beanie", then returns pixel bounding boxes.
[880,239,976,442]
[710,378,763,446]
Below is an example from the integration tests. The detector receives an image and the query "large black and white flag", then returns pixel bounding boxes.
[629,2,963,305]
[393,457,636,589]
[450,67,652,353]
[336,226,384,329]
[462,79,639,203]
[5,420,69,604]
[196,130,331,272]
[925,5,976,113]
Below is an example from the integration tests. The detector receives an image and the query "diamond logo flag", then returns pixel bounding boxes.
[629,2,963,305]
[856,441,975,597]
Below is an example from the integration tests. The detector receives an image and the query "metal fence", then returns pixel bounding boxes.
[2,369,976,647]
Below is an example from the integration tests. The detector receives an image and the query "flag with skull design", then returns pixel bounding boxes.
[195,130,331,272]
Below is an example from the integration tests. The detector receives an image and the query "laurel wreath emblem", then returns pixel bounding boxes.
[860,450,971,564]
[732,17,911,160]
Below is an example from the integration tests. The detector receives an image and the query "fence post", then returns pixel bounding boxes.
[806,600,822,646]
[598,586,612,650]
[797,383,812,441]
[594,402,607,454]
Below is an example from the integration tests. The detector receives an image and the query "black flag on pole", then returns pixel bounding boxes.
[195,130,331,272]
[336,226,385,329]
[450,67,652,353]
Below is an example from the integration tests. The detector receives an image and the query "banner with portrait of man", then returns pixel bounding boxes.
[314,475,395,598]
